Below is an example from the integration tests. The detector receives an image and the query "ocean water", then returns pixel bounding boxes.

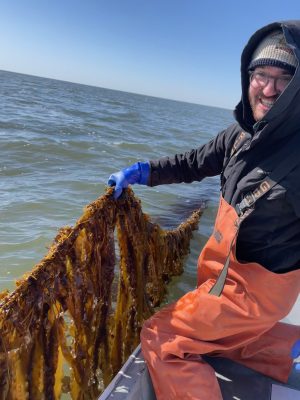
[0,70,299,325]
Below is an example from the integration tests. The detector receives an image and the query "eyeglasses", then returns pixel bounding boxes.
[249,70,293,92]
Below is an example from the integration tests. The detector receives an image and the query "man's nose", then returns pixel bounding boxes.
[262,77,278,96]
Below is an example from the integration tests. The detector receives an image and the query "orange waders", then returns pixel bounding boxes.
[141,197,300,400]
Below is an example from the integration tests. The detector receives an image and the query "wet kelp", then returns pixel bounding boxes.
[0,188,202,399]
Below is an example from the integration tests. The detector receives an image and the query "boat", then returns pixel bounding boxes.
[99,344,300,399]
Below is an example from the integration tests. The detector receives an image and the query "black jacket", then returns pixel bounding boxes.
[148,21,300,273]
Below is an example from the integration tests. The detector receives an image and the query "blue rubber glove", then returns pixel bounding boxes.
[107,161,150,199]
[291,340,300,372]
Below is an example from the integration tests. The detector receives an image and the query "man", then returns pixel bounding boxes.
[108,21,300,399]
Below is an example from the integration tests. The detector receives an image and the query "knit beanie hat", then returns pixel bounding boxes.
[249,30,298,73]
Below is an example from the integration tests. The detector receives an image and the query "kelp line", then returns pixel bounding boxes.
[0,188,202,399]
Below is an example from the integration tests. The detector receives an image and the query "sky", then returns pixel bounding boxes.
[1,1,300,109]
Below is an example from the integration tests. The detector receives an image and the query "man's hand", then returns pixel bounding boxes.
[107,161,150,199]
[291,340,300,371]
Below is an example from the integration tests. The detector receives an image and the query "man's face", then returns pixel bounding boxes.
[248,66,293,121]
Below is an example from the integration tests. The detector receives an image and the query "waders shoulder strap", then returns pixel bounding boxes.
[209,134,300,297]
[230,131,248,158]
[236,138,300,218]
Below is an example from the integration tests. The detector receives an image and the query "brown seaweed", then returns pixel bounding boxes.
[0,188,202,399]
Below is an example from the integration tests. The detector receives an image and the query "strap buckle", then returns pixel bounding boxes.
[236,192,256,216]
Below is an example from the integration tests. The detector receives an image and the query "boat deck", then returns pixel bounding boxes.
[99,345,300,400]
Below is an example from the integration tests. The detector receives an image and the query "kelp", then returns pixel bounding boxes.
[0,188,203,399]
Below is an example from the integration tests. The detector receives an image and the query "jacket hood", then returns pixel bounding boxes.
[234,20,300,138]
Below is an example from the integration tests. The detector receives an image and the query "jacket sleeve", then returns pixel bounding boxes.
[148,128,230,187]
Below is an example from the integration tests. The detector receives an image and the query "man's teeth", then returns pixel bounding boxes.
[260,98,275,107]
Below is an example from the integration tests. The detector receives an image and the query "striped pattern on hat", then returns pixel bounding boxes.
[249,30,298,73]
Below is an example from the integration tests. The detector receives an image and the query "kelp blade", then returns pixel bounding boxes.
[0,188,203,399]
